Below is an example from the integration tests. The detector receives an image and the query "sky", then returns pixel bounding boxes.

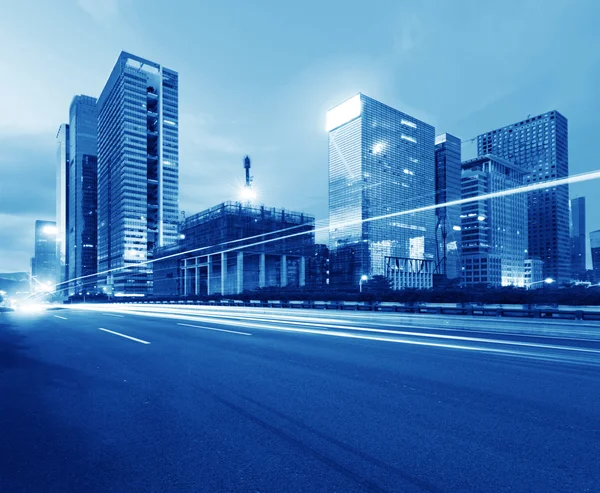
[1,0,599,273]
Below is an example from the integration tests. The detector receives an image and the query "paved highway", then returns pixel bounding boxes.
[1,304,599,492]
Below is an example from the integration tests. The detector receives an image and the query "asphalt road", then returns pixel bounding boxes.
[1,305,599,492]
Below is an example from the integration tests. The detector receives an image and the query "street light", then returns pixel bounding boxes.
[359,275,368,293]
[526,277,554,289]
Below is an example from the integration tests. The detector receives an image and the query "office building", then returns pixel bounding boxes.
[97,52,179,295]
[327,93,436,290]
[66,95,98,295]
[461,155,528,287]
[55,123,70,289]
[524,259,544,289]
[570,197,586,280]
[153,202,314,296]
[434,133,462,280]
[32,220,58,290]
[477,111,569,283]
[591,230,600,282]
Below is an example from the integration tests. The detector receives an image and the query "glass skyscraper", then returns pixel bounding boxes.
[570,196,586,280]
[590,229,600,282]
[477,111,569,283]
[97,52,179,295]
[67,95,98,295]
[461,155,528,287]
[55,123,69,289]
[434,133,462,280]
[32,220,58,289]
[327,94,436,289]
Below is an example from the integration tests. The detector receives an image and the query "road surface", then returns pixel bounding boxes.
[1,304,599,492]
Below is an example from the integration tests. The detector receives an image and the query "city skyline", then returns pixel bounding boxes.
[2,1,600,273]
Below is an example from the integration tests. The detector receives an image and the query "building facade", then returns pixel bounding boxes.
[327,93,436,290]
[55,123,70,290]
[591,230,600,282]
[461,155,528,287]
[67,95,98,295]
[153,202,315,296]
[570,197,586,280]
[476,111,569,283]
[97,52,179,295]
[524,259,545,289]
[434,133,462,280]
[32,220,58,290]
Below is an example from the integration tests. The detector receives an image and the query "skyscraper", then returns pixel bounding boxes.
[97,52,179,295]
[67,95,98,295]
[55,123,69,289]
[461,155,528,287]
[570,197,586,280]
[327,94,436,289]
[591,230,600,282]
[32,220,58,290]
[434,133,462,280]
[477,111,569,283]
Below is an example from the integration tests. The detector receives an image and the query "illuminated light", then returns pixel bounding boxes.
[545,277,554,284]
[179,234,186,240]
[401,134,417,143]
[164,120,176,125]
[453,225,462,231]
[401,119,417,129]
[42,225,57,235]
[372,142,384,154]
[447,241,458,251]
[240,186,257,202]
[403,169,414,175]
[360,275,368,281]
[326,94,362,132]
[477,215,486,221]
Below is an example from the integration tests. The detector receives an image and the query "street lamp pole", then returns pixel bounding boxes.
[359,275,368,293]
[526,278,554,290]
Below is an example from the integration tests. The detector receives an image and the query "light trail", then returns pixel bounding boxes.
[56,168,600,293]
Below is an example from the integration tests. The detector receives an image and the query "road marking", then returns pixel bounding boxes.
[54,315,67,320]
[177,323,251,336]
[98,327,150,344]
[102,313,125,317]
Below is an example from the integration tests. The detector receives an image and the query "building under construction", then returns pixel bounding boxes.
[153,201,316,296]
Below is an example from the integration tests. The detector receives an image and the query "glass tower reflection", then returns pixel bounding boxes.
[327,94,436,289]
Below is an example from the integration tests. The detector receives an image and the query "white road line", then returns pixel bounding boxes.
[54,315,67,320]
[177,323,251,336]
[98,327,151,344]
[102,313,125,317]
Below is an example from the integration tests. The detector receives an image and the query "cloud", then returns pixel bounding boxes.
[77,0,120,27]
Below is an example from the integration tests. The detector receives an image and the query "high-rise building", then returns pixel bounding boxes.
[570,197,586,280]
[434,133,462,280]
[591,230,600,282]
[55,123,70,290]
[67,95,98,295]
[461,155,528,287]
[476,111,569,283]
[327,93,436,290]
[524,258,544,289]
[97,52,179,295]
[32,220,58,290]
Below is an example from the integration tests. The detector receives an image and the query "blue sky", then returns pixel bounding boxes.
[1,0,599,273]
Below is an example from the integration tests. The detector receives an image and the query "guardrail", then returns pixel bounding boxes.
[114,299,600,321]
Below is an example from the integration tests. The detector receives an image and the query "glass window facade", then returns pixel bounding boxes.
[476,111,569,283]
[67,95,98,295]
[328,94,436,289]
[590,230,600,283]
[32,220,58,287]
[55,123,69,288]
[434,133,462,280]
[97,52,179,295]
[461,155,528,287]
[570,197,586,280]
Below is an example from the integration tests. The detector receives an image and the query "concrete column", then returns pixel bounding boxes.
[194,265,199,296]
[299,256,306,287]
[281,254,287,287]
[183,259,188,296]
[236,252,243,294]
[259,253,266,288]
[207,255,212,295]
[221,252,226,296]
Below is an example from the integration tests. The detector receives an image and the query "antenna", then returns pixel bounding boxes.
[243,155,252,187]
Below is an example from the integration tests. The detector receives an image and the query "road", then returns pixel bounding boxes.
[1,304,599,492]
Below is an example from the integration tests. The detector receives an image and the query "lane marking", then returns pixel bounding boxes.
[54,315,67,320]
[102,313,125,317]
[98,327,150,345]
[177,323,251,336]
